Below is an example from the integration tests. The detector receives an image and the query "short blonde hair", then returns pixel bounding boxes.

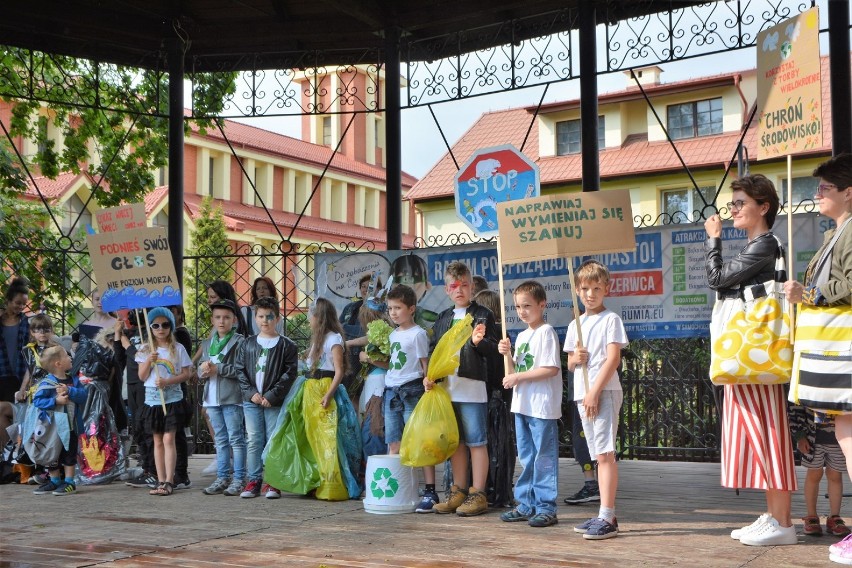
[444,261,471,285]
[574,259,610,285]
[39,345,66,372]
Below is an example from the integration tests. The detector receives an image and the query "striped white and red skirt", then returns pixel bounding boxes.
[721,383,798,491]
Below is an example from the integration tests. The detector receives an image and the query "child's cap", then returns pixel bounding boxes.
[209,299,238,316]
[147,307,176,330]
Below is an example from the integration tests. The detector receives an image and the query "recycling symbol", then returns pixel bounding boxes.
[515,343,534,372]
[388,342,406,371]
[370,467,399,499]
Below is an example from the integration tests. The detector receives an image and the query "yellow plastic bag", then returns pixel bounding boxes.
[399,384,459,467]
[302,378,348,501]
[426,314,473,382]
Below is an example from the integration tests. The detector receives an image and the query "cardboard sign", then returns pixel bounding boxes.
[86,227,182,311]
[756,7,822,160]
[454,144,540,238]
[497,189,635,263]
[95,203,147,233]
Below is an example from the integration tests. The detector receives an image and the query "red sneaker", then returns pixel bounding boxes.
[828,516,851,537]
[262,483,281,499]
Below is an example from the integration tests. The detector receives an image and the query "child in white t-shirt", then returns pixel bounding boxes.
[564,260,628,540]
[382,285,436,512]
[497,280,562,528]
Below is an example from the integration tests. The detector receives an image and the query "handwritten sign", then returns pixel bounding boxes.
[95,203,147,233]
[497,189,635,263]
[756,7,822,159]
[87,227,181,311]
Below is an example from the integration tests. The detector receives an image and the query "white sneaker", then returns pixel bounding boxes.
[731,514,770,540]
[739,517,797,546]
[201,460,218,477]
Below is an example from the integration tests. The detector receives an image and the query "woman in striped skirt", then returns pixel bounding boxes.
[704,174,797,547]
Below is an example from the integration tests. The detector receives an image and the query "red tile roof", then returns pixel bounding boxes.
[189,118,418,189]
[24,171,87,200]
[408,57,835,202]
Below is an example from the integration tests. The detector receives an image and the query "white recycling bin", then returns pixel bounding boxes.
[362,454,419,514]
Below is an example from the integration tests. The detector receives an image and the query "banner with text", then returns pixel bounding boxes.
[756,6,822,160]
[497,190,635,262]
[316,214,828,342]
[87,227,182,311]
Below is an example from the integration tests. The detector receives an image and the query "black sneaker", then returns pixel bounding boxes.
[126,473,158,488]
[173,476,192,490]
[563,483,600,504]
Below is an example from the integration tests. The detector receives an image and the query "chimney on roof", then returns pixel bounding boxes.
[625,66,663,88]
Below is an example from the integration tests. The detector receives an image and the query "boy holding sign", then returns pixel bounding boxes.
[564,260,628,540]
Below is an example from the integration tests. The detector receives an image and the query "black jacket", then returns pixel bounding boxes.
[429,301,500,382]
[704,232,784,294]
[236,334,298,406]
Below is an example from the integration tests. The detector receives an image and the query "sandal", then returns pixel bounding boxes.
[149,482,165,496]
[156,481,174,496]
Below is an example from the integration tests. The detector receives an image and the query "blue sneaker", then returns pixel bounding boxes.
[582,517,619,540]
[573,517,596,534]
[415,489,440,513]
[33,480,59,495]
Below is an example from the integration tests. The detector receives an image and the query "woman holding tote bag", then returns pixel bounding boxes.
[704,174,797,547]
[783,154,852,564]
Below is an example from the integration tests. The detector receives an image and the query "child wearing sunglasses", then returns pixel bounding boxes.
[135,307,192,496]
[16,313,60,404]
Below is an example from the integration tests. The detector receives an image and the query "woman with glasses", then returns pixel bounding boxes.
[0,277,31,403]
[704,174,797,547]
[783,154,852,565]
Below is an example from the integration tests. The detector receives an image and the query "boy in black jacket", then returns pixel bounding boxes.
[426,261,500,517]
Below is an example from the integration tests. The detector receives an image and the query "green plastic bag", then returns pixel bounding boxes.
[399,384,459,467]
[262,383,320,494]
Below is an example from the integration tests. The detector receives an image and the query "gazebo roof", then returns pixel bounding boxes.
[3,1,701,71]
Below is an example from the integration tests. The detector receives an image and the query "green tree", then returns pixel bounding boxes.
[185,196,233,337]
[0,47,237,210]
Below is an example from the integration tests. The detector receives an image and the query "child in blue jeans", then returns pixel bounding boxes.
[497,280,562,527]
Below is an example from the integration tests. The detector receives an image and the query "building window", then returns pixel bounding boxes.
[780,176,820,208]
[322,116,332,146]
[556,117,605,156]
[374,118,382,149]
[61,195,92,236]
[207,157,215,196]
[667,98,722,140]
[661,186,715,222]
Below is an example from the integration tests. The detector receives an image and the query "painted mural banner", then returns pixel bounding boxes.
[454,144,540,238]
[95,203,147,233]
[316,213,828,342]
[87,227,182,311]
[756,6,822,160]
[497,190,635,263]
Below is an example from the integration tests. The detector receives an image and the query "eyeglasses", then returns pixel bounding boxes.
[150,322,172,330]
[817,183,838,196]
[726,200,748,212]
[31,327,51,333]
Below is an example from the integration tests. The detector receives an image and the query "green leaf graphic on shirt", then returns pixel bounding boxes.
[389,341,406,370]
[515,343,534,372]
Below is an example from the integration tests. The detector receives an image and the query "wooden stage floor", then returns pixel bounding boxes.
[0,457,845,567]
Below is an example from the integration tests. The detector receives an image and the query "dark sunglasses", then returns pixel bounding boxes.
[150,322,172,330]
[31,327,51,333]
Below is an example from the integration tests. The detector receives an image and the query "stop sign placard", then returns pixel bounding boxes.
[454,144,540,238]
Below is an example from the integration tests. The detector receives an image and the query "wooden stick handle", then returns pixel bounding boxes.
[566,259,589,392]
[786,154,795,345]
[495,236,512,372]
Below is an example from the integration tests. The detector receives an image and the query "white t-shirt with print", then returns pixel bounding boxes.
[385,325,429,388]
[135,344,192,406]
[511,323,563,419]
[254,335,280,394]
[563,309,628,401]
[306,332,344,372]
[445,307,487,403]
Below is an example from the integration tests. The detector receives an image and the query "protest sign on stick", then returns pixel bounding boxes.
[497,189,636,390]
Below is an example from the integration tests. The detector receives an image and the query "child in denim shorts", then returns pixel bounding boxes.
[382,285,436,512]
